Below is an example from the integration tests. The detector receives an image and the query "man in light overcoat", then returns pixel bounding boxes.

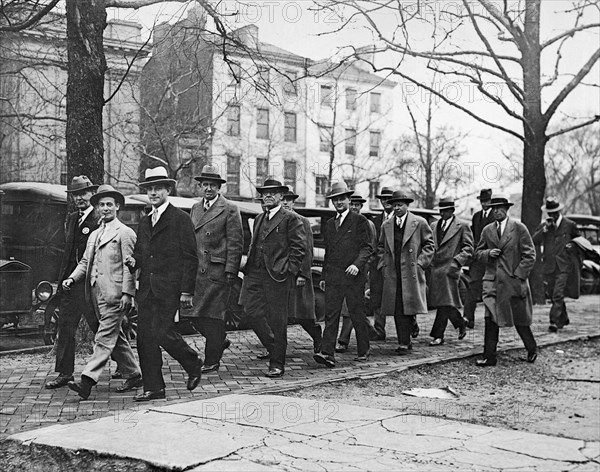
[377,191,435,354]
[475,194,538,367]
[428,198,473,346]
[189,165,243,373]
[63,185,141,399]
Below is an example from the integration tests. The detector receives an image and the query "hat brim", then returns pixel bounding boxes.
[387,197,414,204]
[435,205,455,211]
[488,201,514,207]
[477,196,492,201]
[66,184,99,193]
[90,191,125,207]
[283,193,300,200]
[541,203,563,212]
[139,178,177,188]
[325,190,354,199]
[256,185,289,194]
[351,199,367,204]
[194,176,226,184]
[376,193,393,199]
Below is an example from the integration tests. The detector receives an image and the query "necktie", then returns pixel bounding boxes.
[78,211,85,226]
[497,222,502,239]
[151,211,159,227]
[396,217,403,228]
[335,214,341,231]
[204,202,210,212]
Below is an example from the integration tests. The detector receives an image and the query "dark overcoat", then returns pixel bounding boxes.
[132,203,198,304]
[189,195,243,320]
[428,217,474,308]
[289,213,316,320]
[57,209,99,284]
[476,218,536,327]
[377,212,435,316]
[469,209,495,280]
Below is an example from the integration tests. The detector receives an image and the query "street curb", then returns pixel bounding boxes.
[239,333,600,396]
[0,345,53,357]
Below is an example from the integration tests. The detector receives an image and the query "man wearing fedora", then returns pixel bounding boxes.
[428,198,473,346]
[377,191,434,354]
[281,188,322,353]
[241,178,306,378]
[314,182,373,368]
[475,194,537,367]
[370,187,394,340]
[125,167,203,400]
[46,176,105,390]
[63,185,142,399]
[463,189,495,329]
[532,197,580,332]
[336,193,378,352]
[188,165,243,373]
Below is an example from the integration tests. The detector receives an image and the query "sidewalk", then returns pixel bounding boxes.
[1,296,599,440]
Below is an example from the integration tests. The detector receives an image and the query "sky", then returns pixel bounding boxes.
[110,0,600,205]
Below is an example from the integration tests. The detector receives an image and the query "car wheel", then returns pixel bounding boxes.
[314,287,325,322]
[122,307,138,342]
[580,268,598,295]
[43,296,60,345]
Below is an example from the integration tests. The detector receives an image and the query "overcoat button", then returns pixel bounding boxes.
[206,232,210,236]
[201,268,206,273]
[409,249,413,253]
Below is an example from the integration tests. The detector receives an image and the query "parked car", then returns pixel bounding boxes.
[566,214,600,294]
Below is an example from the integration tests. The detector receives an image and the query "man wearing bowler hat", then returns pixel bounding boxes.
[377,191,435,354]
[463,189,495,329]
[428,197,473,346]
[46,176,107,390]
[532,197,580,332]
[63,185,142,399]
[125,167,203,400]
[475,194,537,367]
[188,165,243,373]
[240,178,306,378]
[281,188,323,353]
[314,182,373,368]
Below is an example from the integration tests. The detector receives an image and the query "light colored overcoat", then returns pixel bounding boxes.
[476,217,536,327]
[377,212,435,316]
[428,217,474,308]
[189,195,243,320]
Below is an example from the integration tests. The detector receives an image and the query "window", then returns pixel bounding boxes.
[315,175,328,196]
[256,157,269,185]
[369,181,380,199]
[257,65,270,87]
[284,160,297,189]
[283,70,297,97]
[284,112,297,142]
[228,62,241,86]
[226,105,240,136]
[369,131,381,157]
[256,108,269,139]
[346,88,357,111]
[319,126,332,153]
[320,84,334,107]
[345,129,356,155]
[370,92,381,113]
[226,154,240,195]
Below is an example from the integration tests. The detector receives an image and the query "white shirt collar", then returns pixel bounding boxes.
[396,213,407,228]
[336,208,350,226]
[149,200,169,222]
[442,216,454,231]
[204,195,218,209]
[554,214,563,227]
[267,204,281,220]
[79,205,94,222]
[497,217,508,235]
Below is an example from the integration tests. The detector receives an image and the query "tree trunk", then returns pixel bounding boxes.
[522,0,546,304]
[65,0,106,186]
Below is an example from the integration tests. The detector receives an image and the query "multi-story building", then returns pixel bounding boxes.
[141,7,397,206]
[0,13,148,194]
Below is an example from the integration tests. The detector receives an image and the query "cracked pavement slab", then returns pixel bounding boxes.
[6,394,600,471]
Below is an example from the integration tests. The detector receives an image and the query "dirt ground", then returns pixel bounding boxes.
[282,338,600,442]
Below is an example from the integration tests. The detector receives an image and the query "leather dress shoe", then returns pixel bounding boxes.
[429,338,444,346]
[354,349,371,361]
[111,371,123,380]
[187,372,202,391]
[115,374,143,393]
[134,389,166,402]
[265,367,284,378]
[395,344,413,355]
[458,325,467,340]
[256,350,271,360]
[222,338,231,352]
[411,323,420,339]
[313,352,335,368]
[526,351,538,363]
[335,343,348,353]
[45,374,74,389]
[201,363,220,373]
[476,358,497,367]
[549,324,558,333]
[313,328,323,354]
[67,376,95,400]
[465,320,475,329]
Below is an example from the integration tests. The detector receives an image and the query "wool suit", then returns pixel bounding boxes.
[377,212,435,346]
[54,209,101,376]
[240,207,306,370]
[476,217,537,361]
[131,203,202,392]
[463,208,495,325]
[320,210,373,358]
[532,216,580,328]
[189,195,243,364]
[69,219,140,383]
[429,217,474,340]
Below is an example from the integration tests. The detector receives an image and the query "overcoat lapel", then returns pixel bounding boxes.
[498,218,515,250]
[402,212,418,247]
[331,212,352,244]
[384,220,395,262]
[264,208,285,237]
[195,196,225,229]
[150,203,174,238]
[440,218,460,246]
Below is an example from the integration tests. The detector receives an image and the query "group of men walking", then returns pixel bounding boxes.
[44,168,583,400]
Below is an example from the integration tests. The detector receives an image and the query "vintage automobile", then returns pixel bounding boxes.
[566,214,600,294]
